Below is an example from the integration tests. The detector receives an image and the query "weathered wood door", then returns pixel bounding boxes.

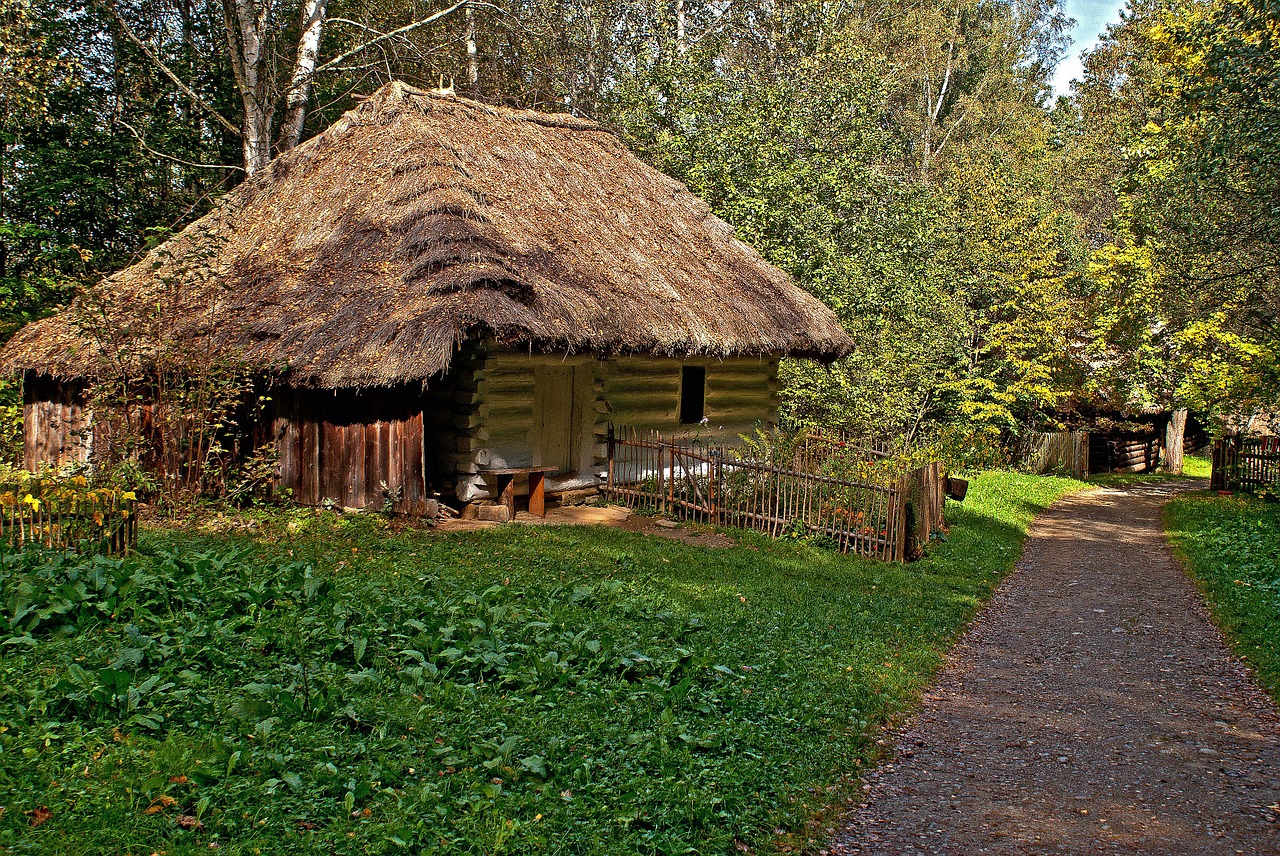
[533,366,586,474]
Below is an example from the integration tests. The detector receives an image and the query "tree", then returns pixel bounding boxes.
[1070,0,1280,436]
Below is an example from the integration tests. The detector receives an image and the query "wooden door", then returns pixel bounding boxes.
[534,366,584,474]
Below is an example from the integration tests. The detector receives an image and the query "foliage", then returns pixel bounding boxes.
[1067,0,1280,418]
[1165,492,1280,701]
[72,222,260,513]
[0,470,1084,853]
[0,467,137,551]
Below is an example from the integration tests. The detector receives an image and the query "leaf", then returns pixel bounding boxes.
[518,755,548,776]
[29,806,51,827]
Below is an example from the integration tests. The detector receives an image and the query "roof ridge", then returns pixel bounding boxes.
[363,80,604,133]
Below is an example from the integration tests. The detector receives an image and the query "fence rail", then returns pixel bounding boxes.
[1212,436,1280,492]
[604,427,943,562]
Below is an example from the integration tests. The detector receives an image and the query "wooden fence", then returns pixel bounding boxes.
[603,428,945,562]
[1211,435,1280,492]
[0,484,138,554]
[1017,431,1090,480]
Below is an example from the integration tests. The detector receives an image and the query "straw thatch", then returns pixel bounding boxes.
[1,82,853,388]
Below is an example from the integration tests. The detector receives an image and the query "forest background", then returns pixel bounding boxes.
[1,0,1276,450]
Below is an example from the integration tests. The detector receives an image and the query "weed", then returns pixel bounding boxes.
[0,471,1083,854]
[1165,492,1280,701]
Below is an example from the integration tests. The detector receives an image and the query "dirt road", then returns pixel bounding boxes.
[832,481,1280,855]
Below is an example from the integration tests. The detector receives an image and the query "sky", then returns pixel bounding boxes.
[1051,0,1130,97]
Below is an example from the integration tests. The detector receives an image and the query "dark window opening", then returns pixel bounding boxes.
[680,366,706,424]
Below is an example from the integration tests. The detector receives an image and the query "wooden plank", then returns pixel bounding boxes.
[371,420,390,507]
[320,419,344,504]
[405,408,426,513]
[344,421,366,508]
[529,470,547,517]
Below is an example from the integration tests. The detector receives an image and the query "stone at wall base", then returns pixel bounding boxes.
[552,487,600,507]
[476,503,512,523]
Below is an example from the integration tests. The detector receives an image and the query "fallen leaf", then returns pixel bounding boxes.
[176,815,204,830]
[29,806,52,828]
[296,820,317,830]
[734,837,752,852]
[145,795,179,814]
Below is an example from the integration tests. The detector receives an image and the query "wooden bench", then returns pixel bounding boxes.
[480,466,558,519]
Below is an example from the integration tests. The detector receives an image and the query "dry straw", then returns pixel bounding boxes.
[2,82,852,388]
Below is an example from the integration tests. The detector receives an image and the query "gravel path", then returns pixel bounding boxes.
[831,480,1280,855]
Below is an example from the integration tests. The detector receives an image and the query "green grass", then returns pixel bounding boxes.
[1165,492,1280,702]
[1087,453,1212,487]
[0,471,1085,855]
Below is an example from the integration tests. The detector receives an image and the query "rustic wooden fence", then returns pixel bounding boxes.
[1016,431,1090,480]
[0,482,138,554]
[1211,435,1280,492]
[604,428,945,562]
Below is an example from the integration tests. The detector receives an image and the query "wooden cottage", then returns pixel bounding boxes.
[1,82,853,512]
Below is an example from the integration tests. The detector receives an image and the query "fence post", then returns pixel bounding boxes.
[711,451,722,527]
[656,440,666,515]
[606,425,615,494]
[670,440,680,514]
[1211,438,1224,490]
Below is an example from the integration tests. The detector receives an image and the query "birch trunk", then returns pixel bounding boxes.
[1164,408,1188,474]
[224,0,274,175]
[281,0,330,152]
[675,0,686,54]
[465,2,479,94]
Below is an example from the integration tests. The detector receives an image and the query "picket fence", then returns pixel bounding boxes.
[0,483,138,554]
[603,427,944,562]
[1211,435,1280,492]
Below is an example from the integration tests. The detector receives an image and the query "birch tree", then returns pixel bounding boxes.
[109,0,471,175]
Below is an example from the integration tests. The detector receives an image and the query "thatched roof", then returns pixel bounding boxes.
[2,82,853,388]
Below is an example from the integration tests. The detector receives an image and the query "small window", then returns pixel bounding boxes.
[680,366,706,424]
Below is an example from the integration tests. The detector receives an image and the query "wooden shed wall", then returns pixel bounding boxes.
[23,373,90,470]
[272,386,428,513]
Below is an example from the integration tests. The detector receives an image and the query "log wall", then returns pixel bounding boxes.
[23,373,91,470]
[450,349,782,503]
[1088,432,1162,474]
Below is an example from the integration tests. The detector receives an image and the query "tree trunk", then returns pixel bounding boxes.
[675,0,687,55]
[1164,408,1188,474]
[465,1,479,95]
[224,0,274,175]
[281,0,330,152]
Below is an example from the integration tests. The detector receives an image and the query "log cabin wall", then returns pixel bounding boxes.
[600,355,781,437]
[271,385,428,513]
[451,350,599,502]
[451,349,781,503]
[22,373,91,470]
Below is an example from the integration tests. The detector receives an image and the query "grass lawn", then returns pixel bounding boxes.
[0,471,1084,855]
[1087,453,1212,488]
[1165,492,1280,702]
